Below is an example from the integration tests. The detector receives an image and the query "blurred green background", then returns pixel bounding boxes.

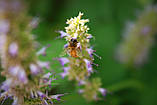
[28,0,157,105]
[2,0,157,105]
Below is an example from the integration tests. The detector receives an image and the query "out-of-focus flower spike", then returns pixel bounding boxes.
[116,6,157,66]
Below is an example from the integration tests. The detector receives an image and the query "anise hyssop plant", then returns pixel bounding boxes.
[58,12,106,101]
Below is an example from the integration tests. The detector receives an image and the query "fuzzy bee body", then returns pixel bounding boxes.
[67,38,79,58]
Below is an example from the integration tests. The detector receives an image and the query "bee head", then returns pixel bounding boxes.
[71,38,77,43]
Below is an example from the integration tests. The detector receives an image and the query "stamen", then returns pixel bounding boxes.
[92,62,99,67]
[93,53,102,59]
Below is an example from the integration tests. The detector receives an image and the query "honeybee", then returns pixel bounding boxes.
[66,38,80,58]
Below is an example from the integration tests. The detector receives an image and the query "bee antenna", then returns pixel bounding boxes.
[92,62,99,67]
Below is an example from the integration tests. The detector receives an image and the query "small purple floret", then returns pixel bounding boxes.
[18,70,28,84]
[8,42,18,57]
[64,43,68,48]
[86,34,93,39]
[30,64,39,75]
[29,17,39,29]
[58,31,70,38]
[99,88,107,96]
[84,59,93,73]
[43,99,49,105]
[1,79,12,91]
[78,80,86,85]
[8,66,20,76]
[37,61,50,69]
[50,94,64,101]
[78,89,84,94]
[87,48,94,57]
[43,72,51,78]
[37,91,46,98]
[141,26,151,35]
[58,58,69,66]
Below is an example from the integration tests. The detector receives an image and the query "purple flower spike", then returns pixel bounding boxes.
[37,61,50,69]
[30,64,39,75]
[99,88,107,96]
[58,31,70,38]
[1,78,12,91]
[141,26,151,35]
[58,58,69,66]
[50,94,64,101]
[0,20,9,35]
[18,69,28,84]
[8,42,18,57]
[84,59,93,73]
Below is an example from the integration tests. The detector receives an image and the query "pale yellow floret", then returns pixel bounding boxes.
[65,12,89,41]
